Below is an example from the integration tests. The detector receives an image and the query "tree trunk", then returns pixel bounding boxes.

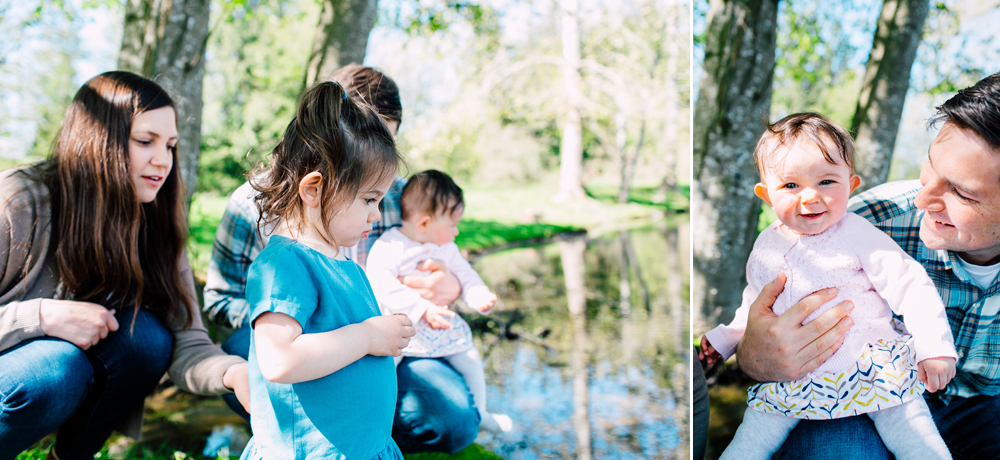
[692,0,778,331]
[118,0,210,206]
[303,0,379,89]
[850,0,929,192]
[556,0,586,202]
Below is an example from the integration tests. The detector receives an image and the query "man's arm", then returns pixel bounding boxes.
[736,274,855,382]
[203,183,263,328]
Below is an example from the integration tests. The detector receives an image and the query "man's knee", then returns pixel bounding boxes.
[778,416,891,460]
[393,358,479,454]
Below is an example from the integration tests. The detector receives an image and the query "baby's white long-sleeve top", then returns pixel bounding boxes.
[704,213,957,376]
[365,227,494,323]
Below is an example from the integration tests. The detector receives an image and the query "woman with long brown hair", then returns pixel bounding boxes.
[0,71,248,459]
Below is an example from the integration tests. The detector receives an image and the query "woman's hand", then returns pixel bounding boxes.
[363,313,415,356]
[422,305,456,330]
[399,259,461,306]
[39,299,119,350]
[223,362,251,414]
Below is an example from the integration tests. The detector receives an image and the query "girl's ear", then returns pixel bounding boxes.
[754,183,771,205]
[298,171,324,209]
[850,174,862,194]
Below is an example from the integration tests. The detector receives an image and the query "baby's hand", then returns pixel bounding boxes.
[422,305,456,330]
[363,314,415,357]
[473,293,497,313]
[699,336,721,366]
[918,357,957,393]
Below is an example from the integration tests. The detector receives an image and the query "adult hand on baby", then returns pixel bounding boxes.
[399,259,461,306]
[364,314,415,357]
[699,336,721,366]
[736,273,855,382]
[422,305,456,330]
[39,299,119,350]
[918,357,956,393]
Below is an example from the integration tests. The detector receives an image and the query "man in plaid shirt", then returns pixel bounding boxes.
[733,73,1000,459]
[203,65,479,454]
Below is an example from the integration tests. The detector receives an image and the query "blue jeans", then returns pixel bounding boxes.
[0,308,172,460]
[221,325,480,454]
[777,394,1000,459]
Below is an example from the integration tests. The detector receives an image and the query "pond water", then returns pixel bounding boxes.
[468,219,690,459]
[134,218,690,459]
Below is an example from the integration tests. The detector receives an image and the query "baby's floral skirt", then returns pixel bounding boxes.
[402,313,474,358]
[747,335,925,420]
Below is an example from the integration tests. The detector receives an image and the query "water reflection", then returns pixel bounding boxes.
[469,221,689,459]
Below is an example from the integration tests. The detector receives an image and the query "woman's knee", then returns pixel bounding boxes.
[101,308,173,380]
[0,339,93,423]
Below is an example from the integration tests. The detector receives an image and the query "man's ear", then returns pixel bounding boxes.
[298,171,324,209]
[849,174,862,194]
[754,183,771,206]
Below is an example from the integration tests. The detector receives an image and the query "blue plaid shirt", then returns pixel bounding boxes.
[848,180,1000,403]
[203,176,407,327]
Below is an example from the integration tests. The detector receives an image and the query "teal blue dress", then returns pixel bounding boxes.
[240,235,403,460]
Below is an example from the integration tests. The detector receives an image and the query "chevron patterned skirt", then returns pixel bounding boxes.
[746,335,925,420]
[401,313,475,358]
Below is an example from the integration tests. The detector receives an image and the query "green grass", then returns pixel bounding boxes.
[19,437,500,460]
[17,437,237,460]
[456,219,577,253]
[584,184,690,211]
[187,181,681,278]
[404,444,504,460]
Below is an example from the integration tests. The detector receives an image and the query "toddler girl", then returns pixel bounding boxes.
[240,82,415,459]
[700,113,957,460]
[366,170,513,434]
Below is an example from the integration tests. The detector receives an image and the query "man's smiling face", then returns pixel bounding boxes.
[915,122,1000,265]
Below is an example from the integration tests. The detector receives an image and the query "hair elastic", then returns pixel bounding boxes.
[343,92,349,100]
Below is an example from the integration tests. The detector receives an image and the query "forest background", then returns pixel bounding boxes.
[1,0,690,458]
[0,0,690,281]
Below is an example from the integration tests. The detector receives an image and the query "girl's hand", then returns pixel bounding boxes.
[39,299,119,350]
[918,357,957,393]
[422,305,456,330]
[364,314,415,356]
[699,336,721,366]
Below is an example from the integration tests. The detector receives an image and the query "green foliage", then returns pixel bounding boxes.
[404,443,504,460]
[16,437,238,460]
[198,0,315,196]
[770,0,878,123]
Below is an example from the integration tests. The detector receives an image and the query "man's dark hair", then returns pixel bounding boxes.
[400,170,464,220]
[932,72,1000,152]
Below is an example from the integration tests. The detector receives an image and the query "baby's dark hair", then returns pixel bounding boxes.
[400,170,464,220]
[251,81,402,246]
[754,112,856,176]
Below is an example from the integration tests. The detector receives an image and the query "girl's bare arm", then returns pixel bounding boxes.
[253,311,413,384]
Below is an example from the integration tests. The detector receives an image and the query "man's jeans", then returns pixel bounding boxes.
[0,308,172,460]
[221,325,480,454]
[777,393,1000,459]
